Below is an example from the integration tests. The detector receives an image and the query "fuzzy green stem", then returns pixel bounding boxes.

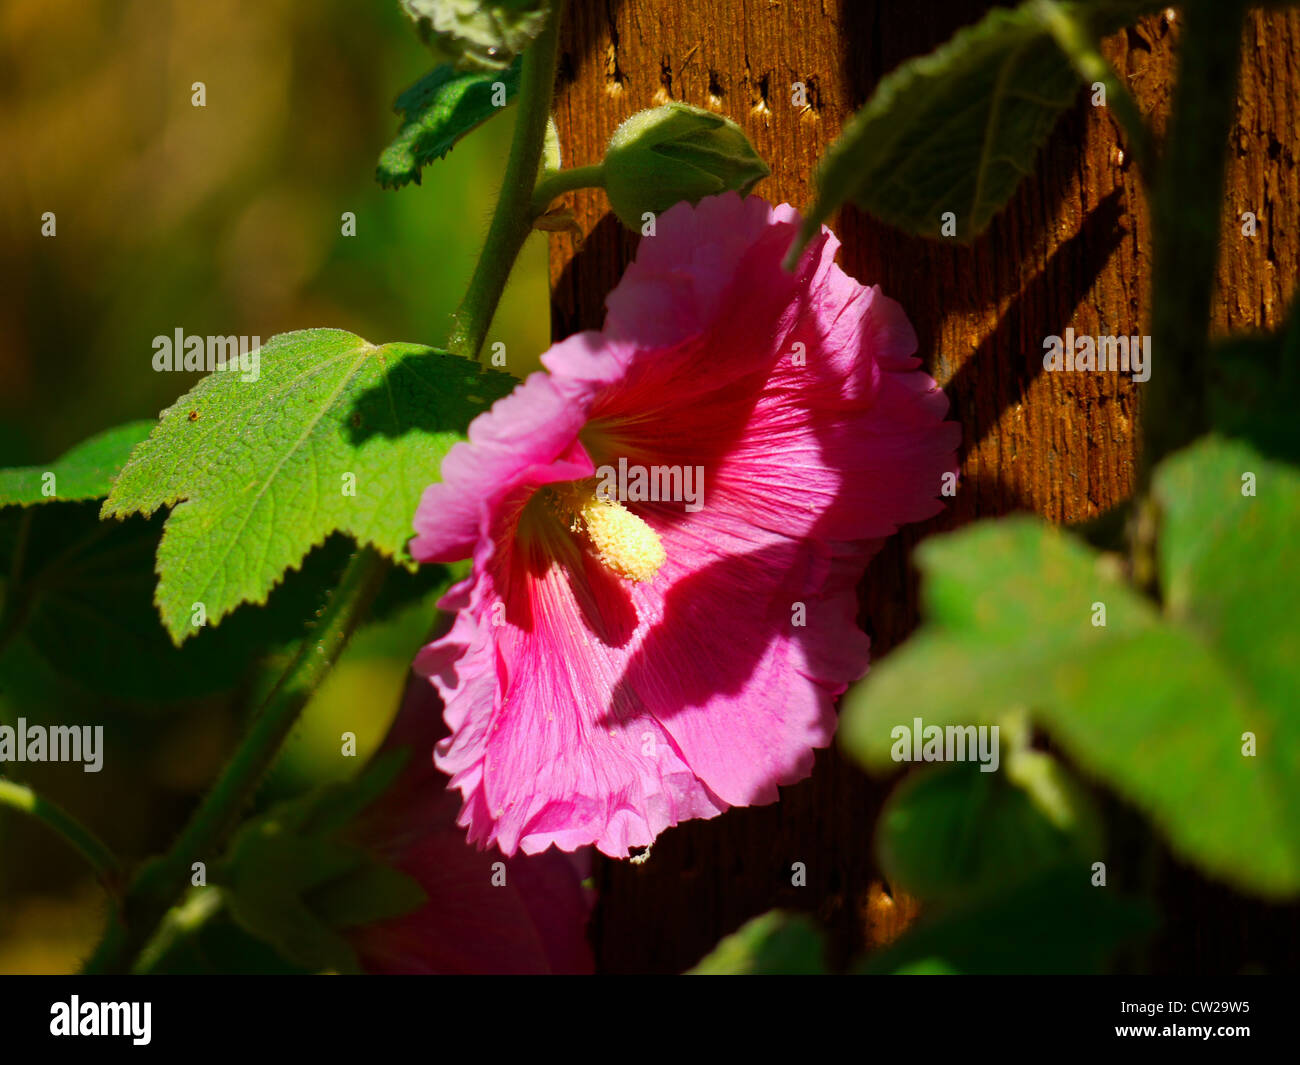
[83,547,389,974]
[1143,0,1247,481]
[82,2,568,978]
[446,6,563,361]
[131,886,224,974]
[0,776,122,889]
[531,163,606,214]
[1036,0,1155,186]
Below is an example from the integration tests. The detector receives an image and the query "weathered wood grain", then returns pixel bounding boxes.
[548,1,1300,973]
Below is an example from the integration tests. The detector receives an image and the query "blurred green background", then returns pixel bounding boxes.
[0,0,549,972]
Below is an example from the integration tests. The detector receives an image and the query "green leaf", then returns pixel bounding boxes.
[0,499,446,702]
[793,1,1118,254]
[797,6,1077,246]
[859,865,1154,974]
[1208,300,1300,463]
[145,903,310,975]
[0,418,448,703]
[400,0,550,71]
[377,58,522,189]
[0,422,152,507]
[1154,436,1300,857]
[686,911,827,975]
[878,753,1103,905]
[840,467,1300,897]
[0,503,291,702]
[218,752,426,973]
[102,328,513,643]
[279,748,412,837]
[220,832,375,974]
[602,104,770,229]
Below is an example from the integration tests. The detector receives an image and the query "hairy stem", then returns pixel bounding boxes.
[531,163,606,215]
[131,886,224,974]
[83,3,569,977]
[446,6,563,361]
[84,547,389,974]
[0,776,122,890]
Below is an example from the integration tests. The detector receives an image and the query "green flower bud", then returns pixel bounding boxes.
[400,0,550,71]
[602,103,770,229]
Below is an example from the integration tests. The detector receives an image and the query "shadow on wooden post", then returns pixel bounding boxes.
[548,0,1300,974]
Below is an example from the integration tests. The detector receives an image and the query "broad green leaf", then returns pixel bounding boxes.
[841,494,1300,897]
[795,5,1080,249]
[878,754,1103,905]
[0,421,152,507]
[1208,300,1300,463]
[400,0,549,71]
[102,328,513,643]
[790,0,1167,257]
[686,911,826,975]
[858,865,1154,974]
[377,58,522,189]
[1154,436,1300,848]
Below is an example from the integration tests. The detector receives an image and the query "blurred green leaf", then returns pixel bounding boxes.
[102,328,512,643]
[841,450,1300,897]
[859,865,1154,974]
[147,905,310,975]
[878,753,1103,905]
[221,831,375,973]
[0,421,152,507]
[893,958,961,974]
[1208,300,1300,463]
[794,5,1079,250]
[0,499,446,703]
[1154,435,1300,855]
[0,424,281,699]
[276,748,411,837]
[218,751,425,973]
[400,0,549,71]
[378,58,522,189]
[790,0,1167,258]
[687,911,826,975]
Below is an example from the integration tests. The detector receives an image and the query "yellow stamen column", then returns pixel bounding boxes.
[552,480,666,583]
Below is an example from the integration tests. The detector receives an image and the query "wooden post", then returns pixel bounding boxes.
[548,1,1300,973]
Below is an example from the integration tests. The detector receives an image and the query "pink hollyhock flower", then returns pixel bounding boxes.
[347,671,594,974]
[410,192,960,858]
